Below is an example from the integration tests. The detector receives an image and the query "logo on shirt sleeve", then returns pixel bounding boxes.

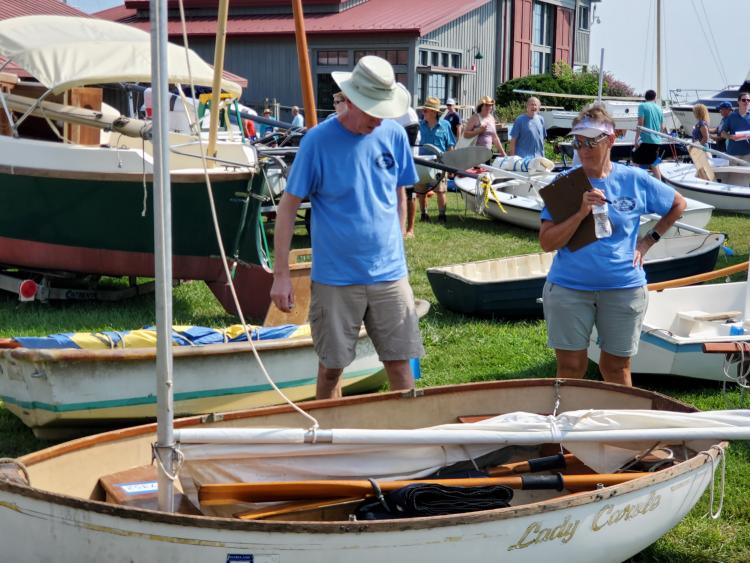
[376,152,395,170]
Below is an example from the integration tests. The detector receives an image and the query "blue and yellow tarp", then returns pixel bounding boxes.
[13,324,311,350]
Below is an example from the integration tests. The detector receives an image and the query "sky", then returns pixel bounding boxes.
[68,0,746,102]
[588,0,747,100]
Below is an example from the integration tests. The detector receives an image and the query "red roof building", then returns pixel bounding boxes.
[98,0,598,122]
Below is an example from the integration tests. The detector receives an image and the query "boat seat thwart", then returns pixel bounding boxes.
[672,310,742,337]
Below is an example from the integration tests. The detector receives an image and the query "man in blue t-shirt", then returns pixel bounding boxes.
[723,92,750,159]
[633,89,664,180]
[711,101,733,153]
[270,56,424,400]
[509,97,545,158]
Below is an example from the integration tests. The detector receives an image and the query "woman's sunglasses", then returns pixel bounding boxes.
[571,133,609,150]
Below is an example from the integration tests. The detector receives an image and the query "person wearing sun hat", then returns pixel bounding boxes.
[539,103,686,388]
[270,55,423,400]
[415,96,455,223]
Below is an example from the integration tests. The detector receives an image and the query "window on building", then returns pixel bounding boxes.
[578,6,590,31]
[355,49,408,65]
[531,1,554,75]
[316,50,349,66]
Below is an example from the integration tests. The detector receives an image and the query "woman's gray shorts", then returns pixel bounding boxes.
[542,282,648,357]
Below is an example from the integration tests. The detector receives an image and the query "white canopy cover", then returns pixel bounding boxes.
[0,16,241,96]
[178,408,738,511]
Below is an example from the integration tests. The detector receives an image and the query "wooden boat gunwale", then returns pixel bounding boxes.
[2,379,720,534]
[1,326,368,364]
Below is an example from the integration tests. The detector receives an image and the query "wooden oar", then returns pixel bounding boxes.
[647,260,748,292]
[235,496,362,520]
[199,472,649,505]
[488,453,578,476]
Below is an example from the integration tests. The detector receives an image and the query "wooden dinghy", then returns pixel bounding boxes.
[0,323,384,438]
[427,233,725,318]
[0,379,728,562]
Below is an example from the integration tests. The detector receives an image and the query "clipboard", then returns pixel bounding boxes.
[538,167,597,251]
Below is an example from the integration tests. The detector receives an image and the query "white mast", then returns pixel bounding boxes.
[150,0,176,513]
[656,0,662,102]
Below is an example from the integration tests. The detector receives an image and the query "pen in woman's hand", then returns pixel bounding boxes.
[588,188,612,205]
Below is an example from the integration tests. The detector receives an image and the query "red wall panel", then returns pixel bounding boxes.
[512,0,533,78]
[555,6,573,65]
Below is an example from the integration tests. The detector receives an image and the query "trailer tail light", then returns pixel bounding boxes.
[18,279,38,301]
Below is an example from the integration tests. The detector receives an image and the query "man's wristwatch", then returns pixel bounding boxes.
[647,229,661,243]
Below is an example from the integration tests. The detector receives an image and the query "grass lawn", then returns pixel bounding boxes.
[1,190,750,561]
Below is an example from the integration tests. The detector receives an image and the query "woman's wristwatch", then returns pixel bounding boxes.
[647,229,661,243]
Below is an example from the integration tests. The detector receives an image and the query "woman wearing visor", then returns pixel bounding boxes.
[539,105,686,386]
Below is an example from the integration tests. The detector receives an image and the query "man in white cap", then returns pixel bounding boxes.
[270,56,424,399]
[444,98,463,139]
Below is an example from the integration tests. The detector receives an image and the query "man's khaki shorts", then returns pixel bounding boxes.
[414,175,447,194]
[310,277,425,369]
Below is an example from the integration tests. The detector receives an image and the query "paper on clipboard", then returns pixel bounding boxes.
[538,167,597,251]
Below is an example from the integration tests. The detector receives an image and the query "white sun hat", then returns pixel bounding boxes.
[332,56,410,119]
[569,118,615,138]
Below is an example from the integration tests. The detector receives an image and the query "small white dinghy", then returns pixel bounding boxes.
[659,148,750,213]
[588,262,750,381]
[456,161,714,235]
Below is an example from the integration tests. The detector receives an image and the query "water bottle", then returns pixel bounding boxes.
[592,203,612,239]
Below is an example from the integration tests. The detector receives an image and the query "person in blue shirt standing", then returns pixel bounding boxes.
[539,104,686,387]
[509,96,546,158]
[633,89,664,180]
[416,96,455,223]
[723,92,750,160]
[270,56,423,399]
[711,101,733,153]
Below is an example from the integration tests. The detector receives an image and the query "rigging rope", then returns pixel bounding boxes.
[690,0,729,88]
[696,0,728,86]
[175,0,320,432]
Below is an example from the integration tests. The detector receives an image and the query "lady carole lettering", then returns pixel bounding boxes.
[508,492,661,551]
[591,492,661,532]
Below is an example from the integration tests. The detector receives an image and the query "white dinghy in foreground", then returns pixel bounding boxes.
[0,379,734,562]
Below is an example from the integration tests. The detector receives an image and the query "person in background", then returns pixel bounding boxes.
[509,96,545,158]
[416,96,455,223]
[291,105,305,128]
[539,104,686,387]
[711,101,733,153]
[463,95,506,156]
[723,92,750,160]
[443,98,463,140]
[691,104,710,148]
[325,92,348,121]
[258,108,275,139]
[632,89,664,180]
[270,56,423,400]
[393,93,420,238]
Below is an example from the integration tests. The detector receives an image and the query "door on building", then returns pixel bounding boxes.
[317,74,337,121]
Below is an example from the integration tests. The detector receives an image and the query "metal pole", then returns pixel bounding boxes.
[638,125,750,166]
[150,0,175,513]
[597,49,605,103]
[656,0,662,102]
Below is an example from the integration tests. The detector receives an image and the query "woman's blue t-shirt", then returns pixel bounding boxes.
[540,163,676,291]
[285,118,419,285]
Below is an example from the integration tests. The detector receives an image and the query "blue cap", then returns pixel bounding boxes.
[717,101,733,110]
